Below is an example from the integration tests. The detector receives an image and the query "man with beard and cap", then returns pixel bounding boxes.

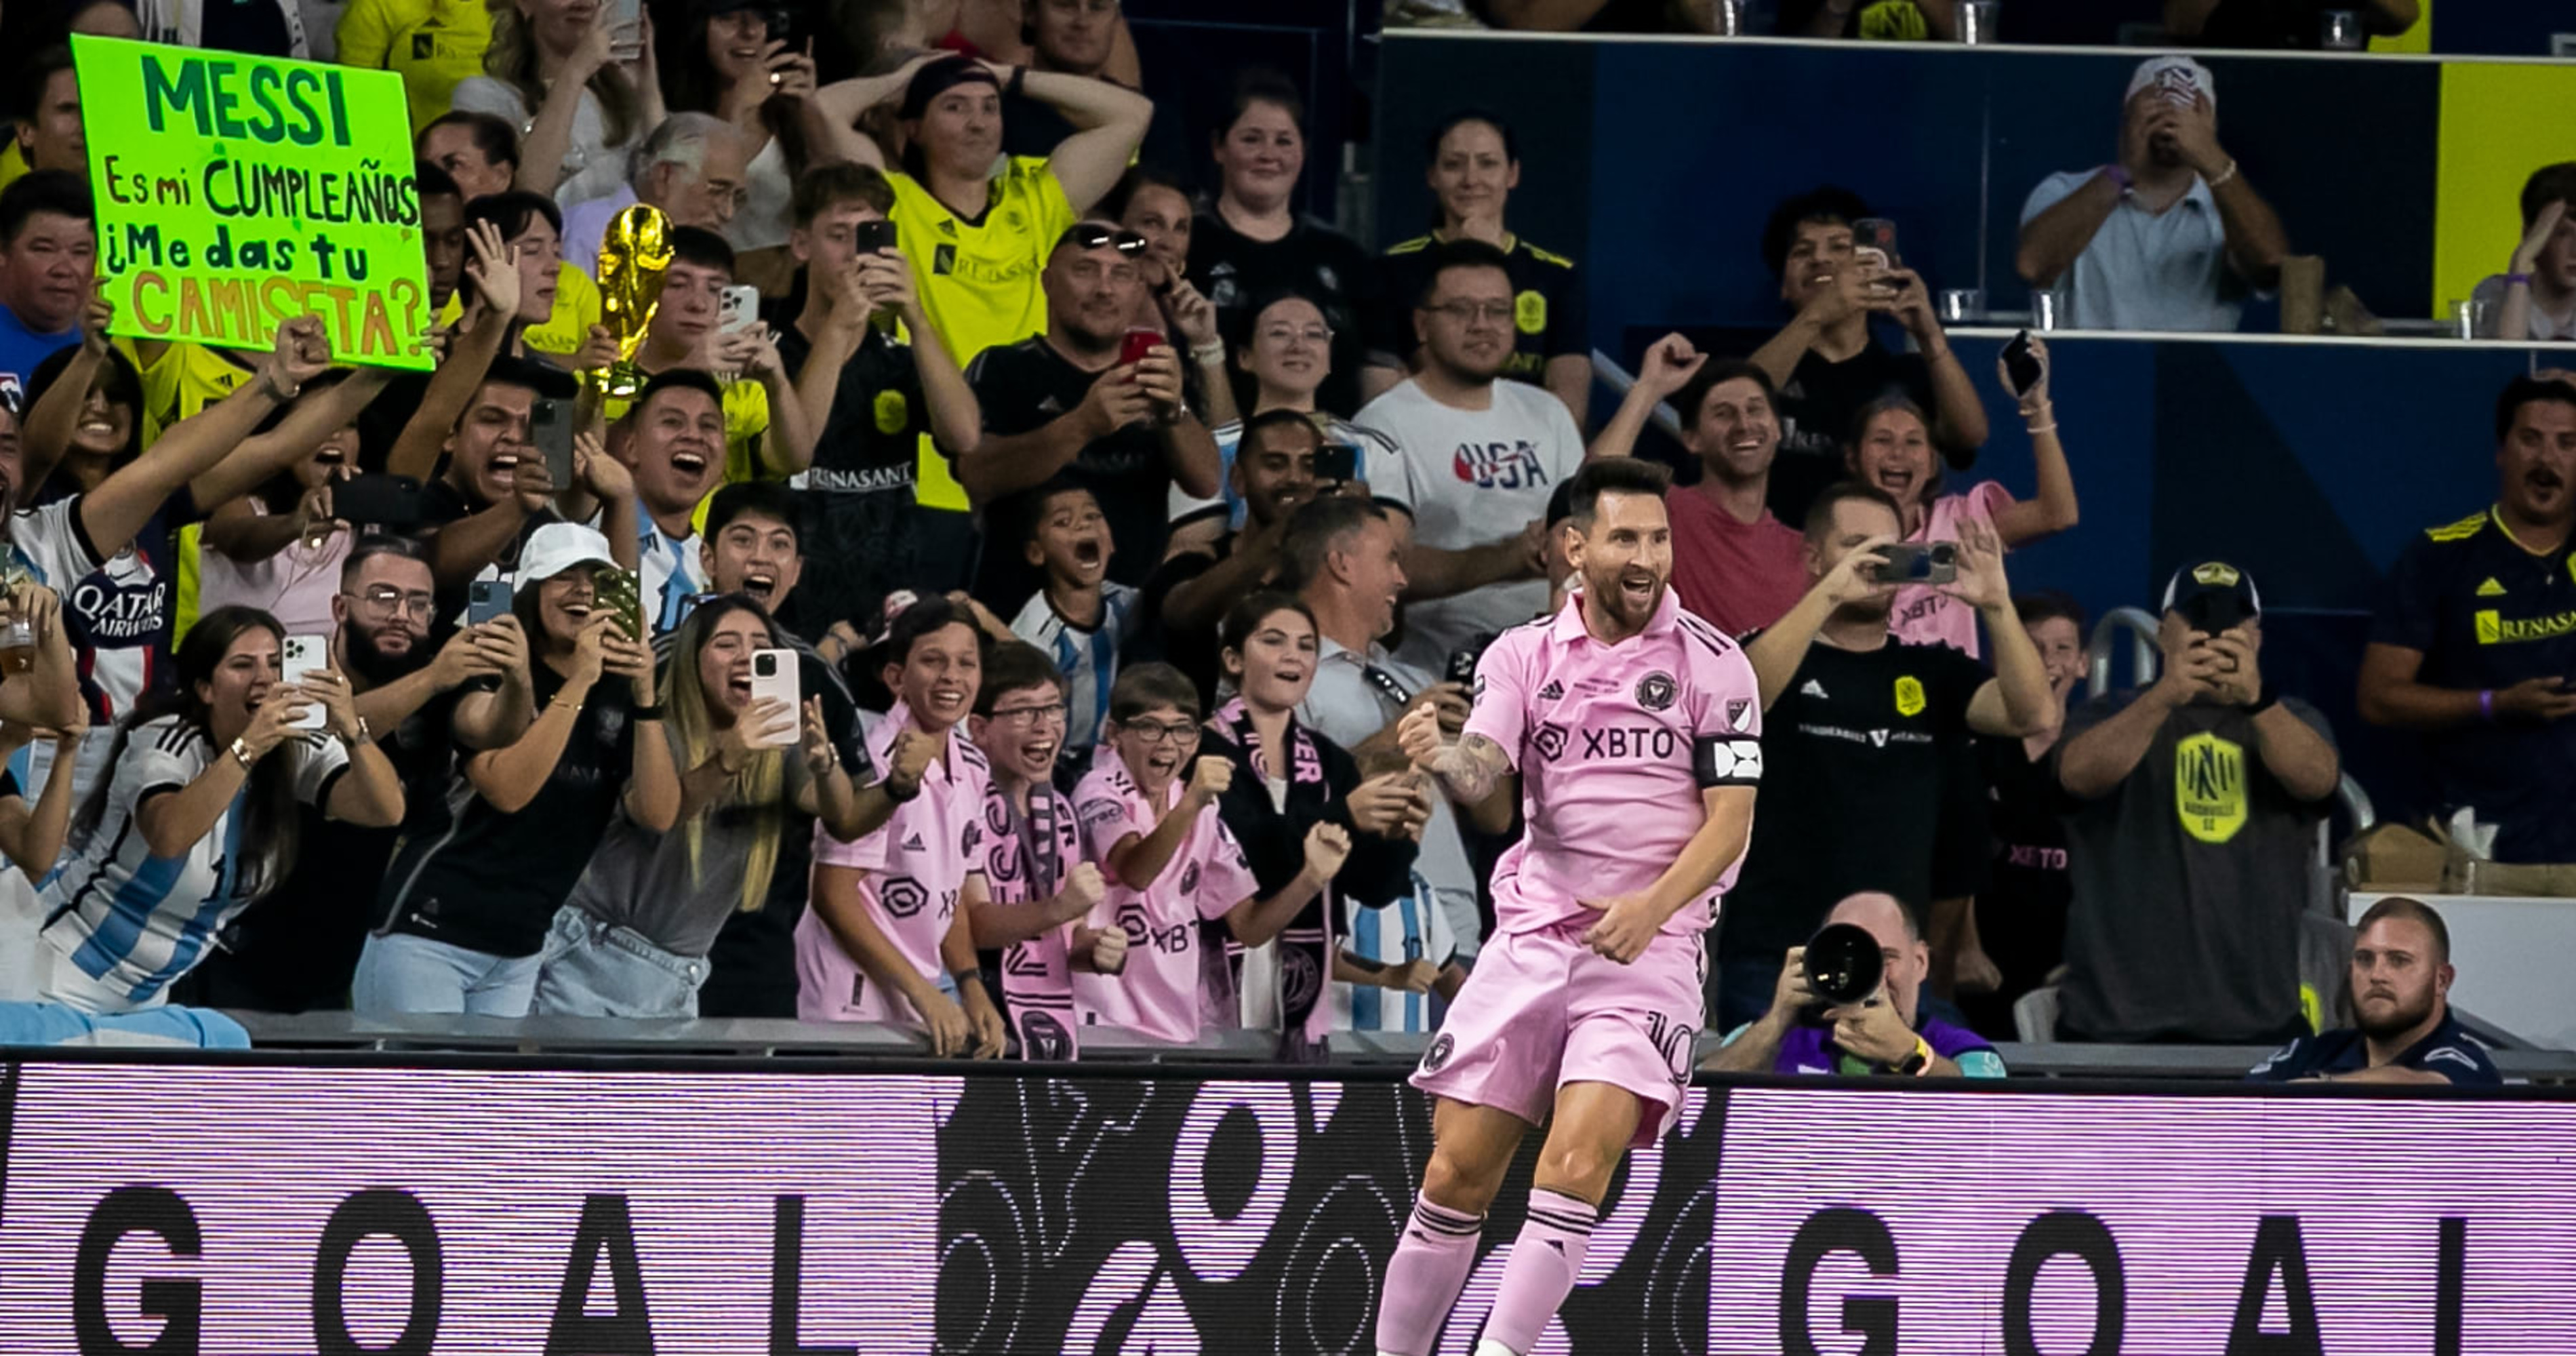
[2057,559,2340,1043]
[959,219,1221,610]
[1375,456,1761,1356]
[2247,897,2497,1085]
[2016,55,2291,333]
[178,536,536,1012]
[1716,482,2053,1031]
[2360,374,2576,867]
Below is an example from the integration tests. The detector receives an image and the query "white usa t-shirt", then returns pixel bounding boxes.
[1353,378,1582,672]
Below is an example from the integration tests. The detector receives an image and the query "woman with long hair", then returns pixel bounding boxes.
[1208,591,1436,1047]
[193,373,376,639]
[35,605,405,1013]
[358,523,679,1016]
[1844,338,2079,657]
[659,0,823,257]
[534,593,874,1016]
[452,0,666,206]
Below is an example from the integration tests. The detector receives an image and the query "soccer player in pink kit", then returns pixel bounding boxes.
[1379,458,1765,1356]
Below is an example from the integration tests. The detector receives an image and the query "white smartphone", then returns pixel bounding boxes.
[748,648,800,746]
[719,285,760,334]
[280,635,329,730]
[607,0,644,56]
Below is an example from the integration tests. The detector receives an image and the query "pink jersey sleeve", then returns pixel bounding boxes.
[816,716,906,868]
[1681,622,1766,789]
[1073,767,1150,873]
[1192,816,1262,921]
[1460,624,1540,771]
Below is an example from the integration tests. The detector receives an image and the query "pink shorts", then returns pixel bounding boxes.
[1410,922,1706,1149]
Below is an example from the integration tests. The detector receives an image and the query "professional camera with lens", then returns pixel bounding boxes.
[1796,922,1883,1024]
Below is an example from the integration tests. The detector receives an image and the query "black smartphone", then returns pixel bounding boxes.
[854,219,898,256]
[762,6,797,44]
[1874,542,1958,585]
[1315,441,1359,485]
[529,397,576,488]
[2001,330,2045,400]
[332,473,427,530]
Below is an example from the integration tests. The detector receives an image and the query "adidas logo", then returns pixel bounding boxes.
[1537,680,1565,700]
[1800,679,1829,699]
[902,832,927,852]
[2476,578,2506,597]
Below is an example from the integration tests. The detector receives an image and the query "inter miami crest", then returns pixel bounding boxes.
[1636,671,1677,712]
[1420,1033,1455,1074]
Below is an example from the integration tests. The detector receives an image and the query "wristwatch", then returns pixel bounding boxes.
[1894,1035,1934,1077]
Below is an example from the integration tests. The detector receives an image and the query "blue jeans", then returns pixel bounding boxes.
[353,932,542,1016]
[532,907,708,1018]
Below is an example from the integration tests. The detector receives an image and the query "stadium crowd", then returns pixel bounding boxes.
[0,0,2560,1095]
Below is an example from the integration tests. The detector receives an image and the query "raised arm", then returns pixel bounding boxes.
[966,860,1106,949]
[389,223,523,482]
[510,32,612,197]
[21,287,117,496]
[1588,334,1704,463]
[605,631,679,833]
[1948,522,2055,738]
[2494,201,2565,344]
[1744,541,1893,711]
[1986,339,2078,546]
[463,618,613,813]
[809,53,944,168]
[2160,100,2288,287]
[0,585,84,729]
[189,367,393,511]
[1394,703,1514,805]
[1224,823,1345,949]
[1883,268,1988,457]
[1017,66,1154,214]
[2207,628,2339,802]
[2015,172,2122,290]
[1105,757,1228,891]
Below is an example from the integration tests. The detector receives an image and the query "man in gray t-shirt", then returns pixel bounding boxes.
[2053,561,2341,1043]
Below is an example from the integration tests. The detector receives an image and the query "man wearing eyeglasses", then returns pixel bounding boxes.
[1354,239,1589,677]
[957,219,1222,612]
[182,537,534,1012]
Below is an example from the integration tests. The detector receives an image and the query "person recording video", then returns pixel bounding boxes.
[1703,891,2005,1077]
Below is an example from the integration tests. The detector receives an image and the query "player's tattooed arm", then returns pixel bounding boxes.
[1433,734,1512,804]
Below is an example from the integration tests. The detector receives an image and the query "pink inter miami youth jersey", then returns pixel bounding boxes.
[795,705,991,1022]
[1462,589,1764,937]
[1069,756,1261,1044]
[1887,482,2009,657]
[979,780,1085,1060]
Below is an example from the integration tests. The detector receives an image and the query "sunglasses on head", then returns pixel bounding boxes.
[1059,223,1150,257]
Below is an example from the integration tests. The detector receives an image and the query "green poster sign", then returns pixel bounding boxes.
[73,35,434,371]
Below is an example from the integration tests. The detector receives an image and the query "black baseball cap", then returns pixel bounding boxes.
[898,55,1001,120]
[2161,560,2262,633]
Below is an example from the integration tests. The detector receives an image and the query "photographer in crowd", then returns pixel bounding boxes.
[1706,892,2005,1077]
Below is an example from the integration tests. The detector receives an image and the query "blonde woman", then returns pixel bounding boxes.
[534,593,871,1016]
[452,0,667,207]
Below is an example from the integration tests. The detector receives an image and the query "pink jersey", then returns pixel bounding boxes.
[978,780,1085,1060]
[1462,589,1764,938]
[1068,757,1261,1044]
[1887,482,2009,657]
[794,706,992,1023]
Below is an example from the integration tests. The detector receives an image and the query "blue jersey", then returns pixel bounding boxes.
[2247,1012,2501,1086]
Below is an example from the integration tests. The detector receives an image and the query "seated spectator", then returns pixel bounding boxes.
[338,0,494,131]
[559,115,750,277]
[1146,409,1325,702]
[1855,342,2080,656]
[417,165,470,312]
[603,369,731,635]
[1706,892,2007,1076]
[960,222,1221,605]
[1752,186,1986,526]
[1356,239,1584,674]
[808,52,1152,574]
[39,607,405,1014]
[182,538,534,1014]
[1069,660,1350,1044]
[1371,110,1588,426]
[963,641,1119,1060]
[2358,375,2576,865]
[1005,479,1138,764]
[129,0,308,56]
[1167,289,1403,558]
[452,0,662,207]
[535,594,869,1016]
[0,172,93,402]
[2164,0,2418,48]
[1190,69,1380,418]
[11,47,84,186]
[595,228,812,487]
[2481,163,2576,342]
[658,0,818,262]
[1719,485,2053,1029]
[1593,336,1806,636]
[2056,561,2340,1043]
[1289,495,1500,961]
[796,596,1005,1055]
[1960,591,2087,1039]
[416,111,521,204]
[2015,57,2289,333]
[1206,592,1430,1047]
[1778,0,1960,38]
[2247,897,2497,1086]
[357,523,679,1016]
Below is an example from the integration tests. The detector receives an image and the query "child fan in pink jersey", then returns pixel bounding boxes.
[796,597,1007,1058]
[1070,662,1354,1045]
[1853,336,2080,656]
[965,641,1126,1061]
[1377,458,1763,1356]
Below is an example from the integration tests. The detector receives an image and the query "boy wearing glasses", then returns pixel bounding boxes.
[1352,239,1588,677]
[1070,662,1348,1044]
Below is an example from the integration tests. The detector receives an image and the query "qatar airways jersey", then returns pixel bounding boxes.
[794,705,990,1022]
[1068,757,1260,1044]
[1462,589,1764,937]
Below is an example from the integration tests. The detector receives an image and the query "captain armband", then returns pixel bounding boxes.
[1693,736,1763,787]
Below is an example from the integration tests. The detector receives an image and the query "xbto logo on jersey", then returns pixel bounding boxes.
[1582,726,1681,761]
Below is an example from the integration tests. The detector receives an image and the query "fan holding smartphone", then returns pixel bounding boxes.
[1841,330,2082,656]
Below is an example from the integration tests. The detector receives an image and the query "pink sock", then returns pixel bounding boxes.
[1373,1194,1485,1356]
[1476,1189,1595,1356]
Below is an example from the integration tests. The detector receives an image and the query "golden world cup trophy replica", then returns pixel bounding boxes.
[588,203,677,399]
